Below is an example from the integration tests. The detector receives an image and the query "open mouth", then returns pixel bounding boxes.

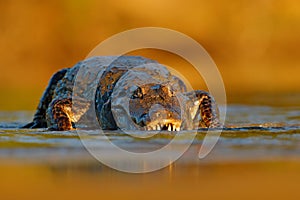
[145,120,181,131]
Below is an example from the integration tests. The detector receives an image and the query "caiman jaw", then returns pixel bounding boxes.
[145,120,181,131]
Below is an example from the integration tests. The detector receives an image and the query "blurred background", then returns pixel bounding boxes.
[1,2,300,199]
[0,0,299,110]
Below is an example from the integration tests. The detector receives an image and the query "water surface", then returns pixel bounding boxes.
[1,104,299,166]
[1,103,300,200]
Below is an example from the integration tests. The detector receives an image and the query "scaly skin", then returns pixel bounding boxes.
[23,56,220,131]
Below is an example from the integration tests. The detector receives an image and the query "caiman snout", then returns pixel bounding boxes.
[132,104,182,131]
[129,83,182,132]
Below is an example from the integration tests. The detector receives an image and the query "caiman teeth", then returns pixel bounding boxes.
[168,124,172,131]
[157,124,161,131]
[172,126,176,131]
[146,123,181,132]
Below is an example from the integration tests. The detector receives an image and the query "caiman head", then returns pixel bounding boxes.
[129,83,182,131]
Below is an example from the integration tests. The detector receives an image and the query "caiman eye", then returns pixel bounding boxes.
[131,87,143,99]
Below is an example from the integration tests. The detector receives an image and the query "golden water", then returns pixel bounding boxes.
[1,102,300,200]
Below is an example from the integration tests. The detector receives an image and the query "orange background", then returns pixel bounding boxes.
[1,161,300,200]
[1,0,300,110]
